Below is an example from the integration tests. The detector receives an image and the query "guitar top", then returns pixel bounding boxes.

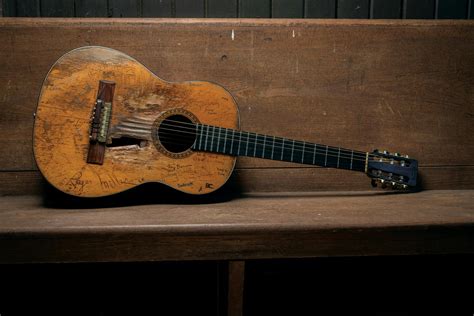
[33,46,418,197]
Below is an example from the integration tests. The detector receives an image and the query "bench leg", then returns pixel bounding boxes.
[227,260,245,316]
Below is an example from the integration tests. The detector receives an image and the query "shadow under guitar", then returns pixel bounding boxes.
[40,173,244,209]
[39,170,423,209]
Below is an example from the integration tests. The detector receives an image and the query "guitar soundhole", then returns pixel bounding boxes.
[157,114,196,153]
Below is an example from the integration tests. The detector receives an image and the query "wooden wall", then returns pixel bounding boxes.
[0,19,473,196]
[2,0,474,19]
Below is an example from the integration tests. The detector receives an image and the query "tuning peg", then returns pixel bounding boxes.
[394,152,400,156]
[391,181,396,186]
[383,150,389,155]
[405,154,409,158]
[402,184,408,189]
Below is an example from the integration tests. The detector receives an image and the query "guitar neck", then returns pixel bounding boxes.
[191,124,368,173]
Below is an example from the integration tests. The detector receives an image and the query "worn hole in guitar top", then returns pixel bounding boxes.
[157,114,196,153]
[107,136,146,148]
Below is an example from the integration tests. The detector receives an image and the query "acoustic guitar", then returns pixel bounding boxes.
[33,46,418,197]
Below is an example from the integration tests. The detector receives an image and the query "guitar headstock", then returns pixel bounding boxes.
[367,149,418,190]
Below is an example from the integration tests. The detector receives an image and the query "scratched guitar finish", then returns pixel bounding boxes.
[33,46,418,197]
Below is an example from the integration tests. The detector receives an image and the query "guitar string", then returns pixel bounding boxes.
[157,126,392,164]
[156,129,374,164]
[156,125,373,162]
[155,119,384,159]
[155,134,371,167]
[156,121,373,160]
[157,129,369,162]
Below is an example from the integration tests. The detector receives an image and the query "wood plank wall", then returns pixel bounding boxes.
[2,0,474,18]
[0,19,473,196]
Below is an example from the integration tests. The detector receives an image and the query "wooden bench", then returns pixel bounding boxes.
[0,18,473,314]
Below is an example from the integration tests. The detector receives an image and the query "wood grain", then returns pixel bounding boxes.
[0,19,473,193]
[0,190,472,263]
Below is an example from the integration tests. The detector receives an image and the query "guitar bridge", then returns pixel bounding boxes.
[87,80,115,165]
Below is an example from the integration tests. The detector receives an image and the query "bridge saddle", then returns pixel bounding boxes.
[86,80,115,165]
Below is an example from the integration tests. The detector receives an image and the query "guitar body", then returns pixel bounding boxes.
[34,46,239,197]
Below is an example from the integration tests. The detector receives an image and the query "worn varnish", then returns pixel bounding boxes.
[34,46,238,197]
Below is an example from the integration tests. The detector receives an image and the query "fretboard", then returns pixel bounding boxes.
[191,124,368,172]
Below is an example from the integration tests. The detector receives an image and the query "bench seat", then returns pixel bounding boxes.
[1,190,472,264]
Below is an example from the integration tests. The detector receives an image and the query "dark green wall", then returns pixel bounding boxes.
[2,0,473,18]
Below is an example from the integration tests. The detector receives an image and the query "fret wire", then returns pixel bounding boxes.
[312,144,316,164]
[197,124,202,150]
[210,126,215,152]
[350,150,353,170]
[223,128,228,152]
[245,132,249,156]
[217,127,221,152]
[337,147,340,168]
[324,145,328,166]
[262,135,266,158]
[253,133,257,157]
[230,130,235,155]
[237,131,242,155]
[281,139,285,160]
[291,140,295,161]
[204,125,209,151]
[301,141,305,163]
[271,136,275,160]
[200,124,204,150]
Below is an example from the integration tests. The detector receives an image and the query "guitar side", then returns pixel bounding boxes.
[33,46,239,197]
